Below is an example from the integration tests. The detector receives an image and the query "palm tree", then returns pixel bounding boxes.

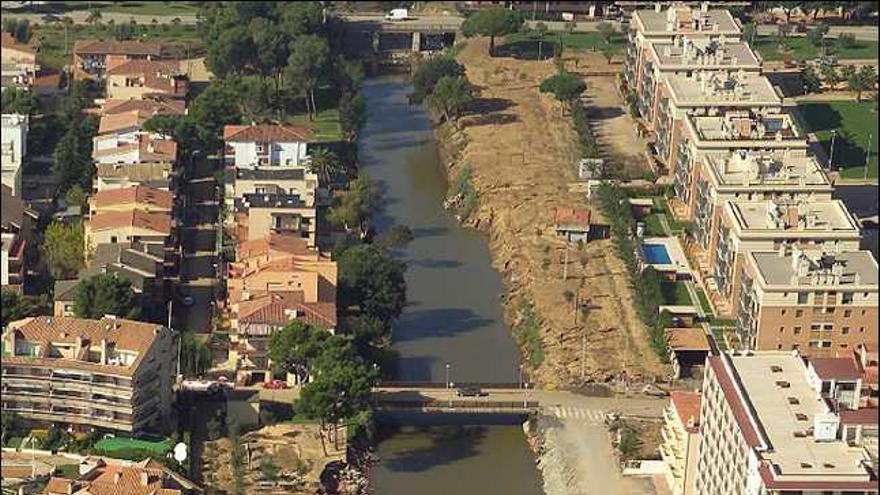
[307,148,342,187]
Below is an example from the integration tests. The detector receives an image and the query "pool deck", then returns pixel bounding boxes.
[641,237,691,277]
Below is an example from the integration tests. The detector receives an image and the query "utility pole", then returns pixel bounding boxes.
[580,330,586,379]
[562,242,569,281]
[865,132,873,182]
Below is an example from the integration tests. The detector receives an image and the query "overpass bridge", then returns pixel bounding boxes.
[340,15,461,53]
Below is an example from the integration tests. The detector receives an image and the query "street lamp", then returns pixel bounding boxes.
[519,364,524,389]
[828,130,837,170]
[445,362,451,389]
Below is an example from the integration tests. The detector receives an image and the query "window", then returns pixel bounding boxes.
[811,323,822,332]
[779,326,785,333]
[794,326,802,335]
[777,344,783,350]
[844,309,852,318]
[823,324,833,331]
[110,236,117,243]
[781,309,787,316]
[842,327,850,335]
[797,293,809,305]
[796,309,804,317]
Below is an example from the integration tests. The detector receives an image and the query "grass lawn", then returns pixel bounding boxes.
[711,327,729,351]
[661,281,692,306]
[498,31,626,59]
[289,106,342,143]
[694,287,713,316]
[94,437,171,456]
[32,23,202,70]
[46,1,200,17]
[799,101,878,179]
[752,35,879,61]
[54,464,81,479]
[642,214,666,237]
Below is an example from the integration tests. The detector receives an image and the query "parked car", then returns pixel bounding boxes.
[456,386,486,397]
[263,379,288,389]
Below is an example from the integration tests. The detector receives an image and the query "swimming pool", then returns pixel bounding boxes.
[643,243,673,265]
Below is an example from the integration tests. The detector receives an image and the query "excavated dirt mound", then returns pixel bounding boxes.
[447,37,667,388]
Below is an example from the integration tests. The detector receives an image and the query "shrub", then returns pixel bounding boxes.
[513,297,544,368]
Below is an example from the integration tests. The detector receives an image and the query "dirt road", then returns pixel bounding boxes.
[448,38,667,388]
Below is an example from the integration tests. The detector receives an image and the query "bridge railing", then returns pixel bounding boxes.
[375,381,525,389]
[373,399,540,410]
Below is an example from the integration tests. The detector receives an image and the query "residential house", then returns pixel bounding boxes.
[84,209,173,254]
[554,207,591,243]
[101,97,186,116]
[226,232,337,384]
[71,39,162,80]
[95,162,174,192]
[42,457,199,495]
[707,199,861,315]
[53,279,79,317]
[234,193,317,246]
[92,133,177,165]
[735,249,878,355]
[1,184,38,292]
[696,352,878,494]
[660,391,701,495]
[1,32,38,89]
[225,166,321,215]
[1,315,178,434]
[1,113,28,197]
[105,59,187,101]
[666,327,711,379]
[223,124,313,169]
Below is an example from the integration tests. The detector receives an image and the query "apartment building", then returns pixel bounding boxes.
[43,457,199,495]
[89,185,174,216]
[105,59,187,101]
[1,113,28,197]
[225,166,321,214]
[624,2,741,98]
[708,199,862,315]
[71,40,162,80]
[697,352,878,495]
[1,184,37,292]
[1,32,38,89]
[635,37,761,127]
[661,391,701,495]
[226,232,337,384]
[95,162,174,192]
[680,150,833,253]
[735,249,878,355]
[1,315,178,434]
[234,193,317,245]
[92,133,177,165]
[224,124,313,168]
[654,71,782,168]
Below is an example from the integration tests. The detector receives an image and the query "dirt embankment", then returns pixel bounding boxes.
[438,38,667,389]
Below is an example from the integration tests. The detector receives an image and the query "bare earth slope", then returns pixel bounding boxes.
[449,38,666,388]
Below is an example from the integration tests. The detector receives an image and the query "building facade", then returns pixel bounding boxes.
[661,391,702,495]
[1,113,28,197]
[1,316,178,434]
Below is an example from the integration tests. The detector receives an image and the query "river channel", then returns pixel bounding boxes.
[360,78,543,494]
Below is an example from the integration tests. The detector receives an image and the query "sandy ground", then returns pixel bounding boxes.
[202,423,345,494]
[449,37,667,388]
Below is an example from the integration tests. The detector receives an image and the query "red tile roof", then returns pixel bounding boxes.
[238,291,336,328]
[708,355,764,448]
[73,39,162,57]
[839,407,879,426]
[89,209,172,235]
[91,185,173,211]
[555,207,591,227]
[809,357,862,381]
[223,124,313,142]
[97,110,151,135]
[102,98,186,116]
[669,391,701,433]
[237,232,312,259]
[42,458,196,495]
[1,32,36,55]
[105,59,180,76]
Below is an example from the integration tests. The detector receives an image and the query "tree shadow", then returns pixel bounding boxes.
[393,308,495,342]
[375,424,488,473]
[407,259,463,269]
[468,97,515,114]
[585,106,625,120]
[494,40,560,60]
[463,113,519,127]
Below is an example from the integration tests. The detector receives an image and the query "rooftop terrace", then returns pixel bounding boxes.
[750,249,878,288]
[727,199,859,234]
[687,111,805,146]
[633,5,740,36]
[704,151,832,190]
[649,37,760,69]
[666,71,781,108]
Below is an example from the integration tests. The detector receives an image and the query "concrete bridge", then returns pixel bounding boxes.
[340,15,461,53]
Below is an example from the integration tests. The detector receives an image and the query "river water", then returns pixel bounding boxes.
[359,78,543,494]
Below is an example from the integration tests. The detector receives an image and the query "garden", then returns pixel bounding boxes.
[798,101,878,179]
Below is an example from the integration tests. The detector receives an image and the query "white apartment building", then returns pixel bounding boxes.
[661,391,702,495]
[697,352,878,495]
[223,124,313,169]
[1,113,28,196]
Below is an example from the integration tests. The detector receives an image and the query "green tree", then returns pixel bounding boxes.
[539,72,587,114]
[802,65,822,93]
[1,411,23,445]
[73,274,139,319]
[338,91,366,142]
[846,65,875,101]
[328,176,380,237]
[64,185,88,210]
[86,9,102,26]
[775,1,803,25]
[411,57,465,104]
[836,32,858,50]
[337,244,407,325]
[308,148,342,186]
[806,22,828,47]
[820,62,840,88]
[285,34,330,120]
[532,21,549,60]
[427,75,475,123]
[596,21,616,45]
[1,289,49,327]
[41,221,85,280]
[267,321,331,383]
[460,7,524,56]
[188,80,242,153]
[1,88,39,115]
[180,331,211,377]
[13,19,31,43]
[742,22,757,45]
